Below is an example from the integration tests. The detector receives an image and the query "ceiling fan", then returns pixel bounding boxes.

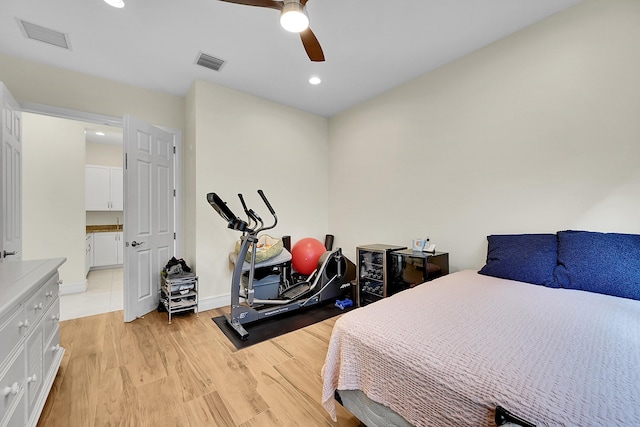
[219,0,325,62]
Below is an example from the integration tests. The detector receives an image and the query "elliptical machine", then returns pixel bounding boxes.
[207,189,354,340]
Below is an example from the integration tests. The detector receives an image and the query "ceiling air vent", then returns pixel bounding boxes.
[18,19,71,50]
[196,52,225,72]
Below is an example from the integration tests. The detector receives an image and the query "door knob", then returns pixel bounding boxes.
[131,241,146,247]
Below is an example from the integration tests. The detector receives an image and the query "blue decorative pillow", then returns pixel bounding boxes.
[555,230,640,301]
[479,234,558,287]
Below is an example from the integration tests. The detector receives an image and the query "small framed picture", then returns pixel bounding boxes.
[412,238,429,252]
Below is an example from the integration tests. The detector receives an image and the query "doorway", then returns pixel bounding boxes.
[21,106,182,322]
[77,125,125,320]
[22,113,125,320]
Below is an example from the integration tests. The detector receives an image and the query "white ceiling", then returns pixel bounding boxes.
[85,125,123,145]
[0,0,582,117]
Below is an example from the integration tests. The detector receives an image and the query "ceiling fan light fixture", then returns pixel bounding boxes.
[280,2,309,33]
[104,0,125,8]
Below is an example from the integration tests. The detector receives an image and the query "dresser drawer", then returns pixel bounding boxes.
[0,305,26,365]
[25,273,58,327]
[26,327,44,415]
[1,388,25,427]
[42,273,60,307]
[43,329,61,382]
[43,298,61,345]
[25,290,46,328]
[0,346,25,422]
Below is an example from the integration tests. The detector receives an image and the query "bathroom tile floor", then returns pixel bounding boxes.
[59,267,123,321]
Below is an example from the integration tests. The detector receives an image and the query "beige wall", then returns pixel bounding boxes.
[188,80,329,303]
[183,85,197,282]
[86,141,122,166]
[0,53,184,130]
[22,113,86,286]
[328,0,640,271]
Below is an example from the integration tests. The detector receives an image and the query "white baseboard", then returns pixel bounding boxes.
[59,280,87,295]
[198,294,230,312]
[89,264,123,271]
[60,282,228,311]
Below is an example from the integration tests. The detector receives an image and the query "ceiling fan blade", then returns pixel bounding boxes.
[300,27,324,62]
[218,0,283,11]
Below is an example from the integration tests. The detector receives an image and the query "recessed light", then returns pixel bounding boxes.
[309,76,321,85]
[104,0,125,8]
[96,132,106,136]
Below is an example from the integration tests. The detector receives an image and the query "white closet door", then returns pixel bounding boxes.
[123,116,175,322]
[1,82,22,262]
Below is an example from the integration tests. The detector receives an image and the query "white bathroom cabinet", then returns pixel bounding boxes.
[92,232,124,267]
[85,165,123,211]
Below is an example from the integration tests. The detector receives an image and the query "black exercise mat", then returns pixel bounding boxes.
[213,301,355,350]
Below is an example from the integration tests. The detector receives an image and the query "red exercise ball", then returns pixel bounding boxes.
[291,238,326,275]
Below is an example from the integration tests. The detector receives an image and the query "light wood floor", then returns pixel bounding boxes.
[37,307,361,426]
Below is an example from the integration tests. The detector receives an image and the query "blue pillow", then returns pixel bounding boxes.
[555,230,640,301]
[479,234,558,287]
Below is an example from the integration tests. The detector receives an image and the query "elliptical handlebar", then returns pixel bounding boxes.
[238,193,259,230]
[207,190,277,234]
[258,189,275,215]
[246,189,277,233]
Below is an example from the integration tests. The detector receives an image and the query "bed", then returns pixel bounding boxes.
[322,231,640,426]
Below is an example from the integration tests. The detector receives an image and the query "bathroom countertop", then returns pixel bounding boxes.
[86,224,123,233]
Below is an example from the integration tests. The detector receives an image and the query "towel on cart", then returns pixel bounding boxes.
[229,247,292,272]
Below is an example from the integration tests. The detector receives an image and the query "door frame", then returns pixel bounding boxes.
[19,102,184,311]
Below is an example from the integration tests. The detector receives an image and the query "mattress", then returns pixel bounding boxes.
[321,270,640,426]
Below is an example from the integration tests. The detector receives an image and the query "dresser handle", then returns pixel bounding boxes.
[51,314,60,321]
[18,319,30,329]
[52,344,61,352]
[27,374,38,384]
[34,302,43,310]
[2,382,19,396]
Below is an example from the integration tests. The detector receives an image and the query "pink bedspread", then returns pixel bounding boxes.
[321,270,640,426]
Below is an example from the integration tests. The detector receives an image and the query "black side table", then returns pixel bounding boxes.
[387,249,449,297]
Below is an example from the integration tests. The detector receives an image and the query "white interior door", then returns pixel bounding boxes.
[123,115,175,322]
[0,83,22,262]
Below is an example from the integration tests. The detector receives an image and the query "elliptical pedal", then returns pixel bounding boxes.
[281,282,311,300]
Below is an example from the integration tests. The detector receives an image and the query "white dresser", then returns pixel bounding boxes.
[0,258,65,427]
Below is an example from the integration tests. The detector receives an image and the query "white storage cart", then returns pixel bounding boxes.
[160,272,198,324]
